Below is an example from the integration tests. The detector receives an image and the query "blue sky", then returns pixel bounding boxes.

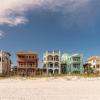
[0,0,100,66]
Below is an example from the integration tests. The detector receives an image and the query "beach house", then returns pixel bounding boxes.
[0,50,11,76]
[61,53,84,74]
[87,56,100,73]
[43,51,61,74]
[16,51,38,75]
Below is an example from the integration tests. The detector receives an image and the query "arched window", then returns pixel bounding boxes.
[48,69,53,74]
[47,55,53,61]
[54,69,59,74]
[54,62,59,67]
[48,62,53,68]
[54,55,59,61]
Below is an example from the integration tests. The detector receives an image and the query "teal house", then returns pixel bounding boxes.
[61,54,84,74]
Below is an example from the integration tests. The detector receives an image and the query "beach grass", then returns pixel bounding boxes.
[0,73,99,80]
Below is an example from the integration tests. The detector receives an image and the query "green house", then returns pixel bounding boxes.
[61,53,84,74]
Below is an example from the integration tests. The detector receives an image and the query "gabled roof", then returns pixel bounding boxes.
[87,56,100,61]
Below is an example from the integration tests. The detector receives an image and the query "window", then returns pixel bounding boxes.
[96,60,100,63]
[20,64,23,67]
[30,64,33,67]
[47,55,53,61]
[54,55,59,61]
[73,57,80,62]
[73,64,80,68]
[29,56,31,59]
[43,64,46,67]
[93,66,95,68]
[48,63,53,67]
[25,56,28,59]
[97,65,99,68]
[73,71,80,74]
[50,63,53,67]
[55,63,59,67]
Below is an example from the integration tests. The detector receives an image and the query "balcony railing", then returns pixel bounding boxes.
[17,59,35,63]
[72,60,81,62]
[17,66,37,69]
[48,51,59,53]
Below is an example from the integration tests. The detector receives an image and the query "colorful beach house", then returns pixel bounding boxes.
[16,51,38,75]
[61,53,84,74]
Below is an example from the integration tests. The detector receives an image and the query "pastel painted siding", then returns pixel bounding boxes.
[61,54,84,74]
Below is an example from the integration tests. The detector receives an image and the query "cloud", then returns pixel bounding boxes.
[0,0,90,26]
[0,31,6,39]
[0,16,28,26]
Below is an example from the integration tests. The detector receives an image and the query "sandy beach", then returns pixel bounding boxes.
[0,77,100,100]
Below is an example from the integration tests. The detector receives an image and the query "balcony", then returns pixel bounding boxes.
[17,66,37,70]
[72,60,81,63]
[17,59,35,63]
[47,51,60,55]
[47,55,60,62]
[54,66,60,69]
[48,51,59,53]
[71,57,81,63]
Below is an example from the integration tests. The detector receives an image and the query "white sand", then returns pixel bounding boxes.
[0,77,100,100]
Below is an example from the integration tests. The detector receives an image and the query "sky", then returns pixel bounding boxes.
[0,0,100,66]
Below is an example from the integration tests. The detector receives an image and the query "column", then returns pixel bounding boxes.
[59,51,61,74]
[46,51,48,74]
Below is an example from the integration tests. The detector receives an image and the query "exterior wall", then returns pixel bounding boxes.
[0,53,2,74]
[87,56,100,73]
[43,51,61,74]
[16,51,38,75]
[0,50,11,76]
[61,54,84,74]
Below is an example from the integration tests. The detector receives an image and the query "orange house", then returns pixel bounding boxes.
[16,51,38,75]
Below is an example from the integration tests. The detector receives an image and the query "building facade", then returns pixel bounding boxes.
[87,56,100,73]
[16,51,38,75]
[61,54,84,74]
[43,51,61,74]
[0,50,11,76]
